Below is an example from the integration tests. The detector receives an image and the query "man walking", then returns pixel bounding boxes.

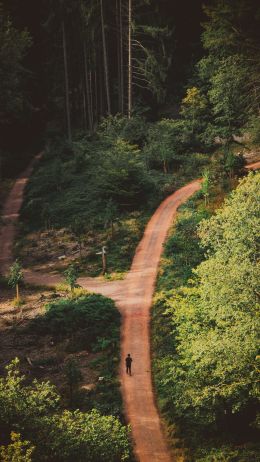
[125,353,133,376]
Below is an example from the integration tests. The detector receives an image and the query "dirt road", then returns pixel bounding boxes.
[0,160,258,461]
[0,153,42,275]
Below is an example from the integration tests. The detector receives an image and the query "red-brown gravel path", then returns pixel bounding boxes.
[1,159,258,462]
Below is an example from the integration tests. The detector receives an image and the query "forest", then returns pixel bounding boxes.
[0,0,259,461]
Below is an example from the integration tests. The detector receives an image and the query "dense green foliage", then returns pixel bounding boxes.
[182,0,260,145]
[157,194,210,291]
[32,293,120,349]
[153,172,260,459]
[0,432,35,462]
[0,359,131,461]
[18,115,210,277]
[1,0,259,460]
[27,292,123,417]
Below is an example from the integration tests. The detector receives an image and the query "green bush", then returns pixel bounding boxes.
[0,360,131,462]
[33,294,120,349]
[0,432,35,462]
[153,173,260,434]
[98,114,148,146]
[195,446,260,462]
[157,197,210,290]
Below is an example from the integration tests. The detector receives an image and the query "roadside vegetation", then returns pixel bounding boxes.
[152,171,260,461]
[17,115,209,277]
[0,0,259,460]
[0,287,133,461]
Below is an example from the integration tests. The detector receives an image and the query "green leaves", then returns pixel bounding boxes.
[8,260,23,289]
[0,432,35,462]
[38,293,120,348]
[64,264,80,291]
[159,172,260,425]
[0,360,131,461]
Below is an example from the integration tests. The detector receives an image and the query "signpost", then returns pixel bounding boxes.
[96,246,107,274]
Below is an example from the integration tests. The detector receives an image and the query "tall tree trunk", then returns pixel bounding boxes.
[100,0,111,115]
[128,0,132,118]
[82,81,87,130]
[116,0,124,113]
[62,20,72,142]
[119,0,124,114]
[93,30,98,126]
[89,70,94,129]
[116,0,121,112]
[83,41,93,133]
[94,69,98,126]
[99,54,104,117]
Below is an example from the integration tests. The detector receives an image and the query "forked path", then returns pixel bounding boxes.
[1,160,258,461]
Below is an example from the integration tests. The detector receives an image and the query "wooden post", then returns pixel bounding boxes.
[102,246,107,274]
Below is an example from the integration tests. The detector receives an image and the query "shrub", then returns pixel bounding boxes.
[0,360,131,462]
[0,432,35,462]
[33,294,120,349]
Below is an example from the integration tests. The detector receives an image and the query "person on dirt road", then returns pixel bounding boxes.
[125,354,133,375]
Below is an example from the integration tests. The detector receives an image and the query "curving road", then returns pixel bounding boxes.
[0,158,258,462]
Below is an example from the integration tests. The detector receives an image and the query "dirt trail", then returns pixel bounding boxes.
[0,153,42,275]
[245,161,260,170]
[0,160,258,462]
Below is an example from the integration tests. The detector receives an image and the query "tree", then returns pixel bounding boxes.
[0,358,60,429]
[128,0,132,118]
[8,260,23,302]
[201,168,211,205]
[208,55,249,138]
[181,87,208,135]
[100,0,111,115]
[104,198,118,238]
[61,17,72,142]
[0,359,131,461]
[144,119,184,173]
[70,218,86,258]
[64,264,80,293]
[161,173,260,425]
[96,138,152,208]
[0,432,35,462]
[64,359,82,404]
[196,0,260,140]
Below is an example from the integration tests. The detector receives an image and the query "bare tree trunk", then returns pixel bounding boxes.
[119,0,124,114]
[89,70,94,129]
[16,284,19,302]
[99,54,104,117]
[100,0,111,115]
[83,41,93,133]
[116,0,121,112]
[82,81,87,130]
[62,20,72,142]
[93,32,98,126]
[94,69,98,126]
[116,0,124,113]
[128,0,132,118]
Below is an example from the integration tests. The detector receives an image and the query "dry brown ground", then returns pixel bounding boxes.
[0,287,101,404]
